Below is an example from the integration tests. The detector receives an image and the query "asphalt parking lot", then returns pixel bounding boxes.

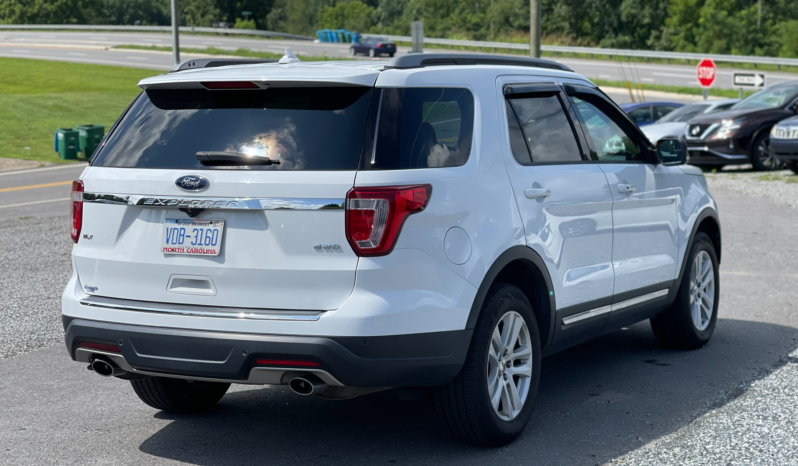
[1,168,797,465]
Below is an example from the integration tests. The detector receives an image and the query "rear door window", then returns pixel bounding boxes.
[92,87,374,170]
[654,105,680,120]
[505,95,582,164]
[367,88,474,169]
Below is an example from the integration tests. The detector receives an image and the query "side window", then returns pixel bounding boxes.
[655,105,679,120]
[572,97,643,162]
[627,106,652,124]
[370,88,474,169]
[710,103,734,113]
[505,95,582,163]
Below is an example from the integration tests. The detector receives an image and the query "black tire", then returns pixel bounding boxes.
[389,52,395,57]
[750,132,779,171]
[130,377,230,413]
[786,160,798,175]
[650,232,719,349]
[435,283,541,447]
[368,48,376,58]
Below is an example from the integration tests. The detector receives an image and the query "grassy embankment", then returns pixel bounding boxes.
[0,57,159,163]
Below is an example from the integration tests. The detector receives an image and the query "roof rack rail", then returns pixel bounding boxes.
[384,53,572,72]
[171,58,278,73]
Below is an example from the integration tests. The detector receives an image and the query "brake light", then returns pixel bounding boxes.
[345,185,431,257]
[377,44,385,48]
[201,81,259,90]
[71,180,83,243]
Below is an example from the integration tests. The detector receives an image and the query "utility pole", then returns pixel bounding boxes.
[529,0,541,58]
[171,0,180,68]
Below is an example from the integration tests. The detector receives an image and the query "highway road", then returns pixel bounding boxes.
[2,30,798,90]
[0,164,86,221]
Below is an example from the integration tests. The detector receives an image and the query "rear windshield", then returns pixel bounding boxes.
[92,87,373,170]
[367,88,474,169]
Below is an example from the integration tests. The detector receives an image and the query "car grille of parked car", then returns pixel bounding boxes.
[687,123,714,139]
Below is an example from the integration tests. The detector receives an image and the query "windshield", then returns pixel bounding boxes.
[657,103,710,123]
[732,84,798,110]
[93,87,373,170]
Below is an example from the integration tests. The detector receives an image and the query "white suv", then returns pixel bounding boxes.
[63,53,721,447]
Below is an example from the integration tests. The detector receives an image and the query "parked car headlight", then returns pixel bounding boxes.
[710,119,743,140]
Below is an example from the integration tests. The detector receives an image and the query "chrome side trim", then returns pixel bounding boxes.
[562,289,670,326]
[80,295,323,321]
[75,348,344,386]
[611,289,669,312]
[562,305,611,326]
[82,192,345,210]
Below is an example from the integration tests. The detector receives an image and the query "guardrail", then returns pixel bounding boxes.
[0,24,314,41]
[4,24,797,67]
[364,34,798,68]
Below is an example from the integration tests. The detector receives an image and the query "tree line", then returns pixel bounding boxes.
[2,0,798,57]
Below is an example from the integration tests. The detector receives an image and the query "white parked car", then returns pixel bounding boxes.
[63,53,722,447]
[641,98,739,143]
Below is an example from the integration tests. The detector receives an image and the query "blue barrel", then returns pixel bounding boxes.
[352,32,361,44]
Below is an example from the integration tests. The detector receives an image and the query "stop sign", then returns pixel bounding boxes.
[697,58,717,88]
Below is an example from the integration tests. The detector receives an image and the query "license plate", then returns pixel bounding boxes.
[162,218,224,256]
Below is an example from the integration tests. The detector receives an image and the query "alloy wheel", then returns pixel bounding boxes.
[486,311,533,421]
[689,250,715,331]
[756,138,777,169]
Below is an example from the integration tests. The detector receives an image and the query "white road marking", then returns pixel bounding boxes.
[599,74,612,78]
[652,72,695,78]
[89,36,108,40]
[127,56,149,60]
[67,52,87,56]
[12,49,29,53]
[0,198,70,209]
[202,41,222,46]
[142,39,162,43]
[642,78,655,82]
[0,164,88,177]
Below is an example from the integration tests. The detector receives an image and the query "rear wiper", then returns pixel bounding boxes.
[195,151,281,166]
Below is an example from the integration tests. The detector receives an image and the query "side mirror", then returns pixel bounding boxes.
[656,137,686,166]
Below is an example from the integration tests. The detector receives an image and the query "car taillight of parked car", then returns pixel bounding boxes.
[345,185,431,256]
[71,180,84,243]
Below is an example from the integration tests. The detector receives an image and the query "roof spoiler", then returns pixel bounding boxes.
[170,58,278,73]
[383,53,572,72]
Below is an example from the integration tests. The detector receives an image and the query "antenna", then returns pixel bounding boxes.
[279,48,301,65]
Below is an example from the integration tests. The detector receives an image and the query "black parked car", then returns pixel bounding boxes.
[350,37,396,58]
[684,81,798,171]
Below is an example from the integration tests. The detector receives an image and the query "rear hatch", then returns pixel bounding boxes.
[75,75,376,311]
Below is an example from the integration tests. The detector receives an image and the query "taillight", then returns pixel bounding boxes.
[345,185,431,257]
[70,180,83,243]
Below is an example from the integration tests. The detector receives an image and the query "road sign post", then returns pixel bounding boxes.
[696,58,716,101]
[170,0,179,68]
[733,72,766,99]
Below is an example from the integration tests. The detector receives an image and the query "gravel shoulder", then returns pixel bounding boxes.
[705,167,798,211]
[0,216,72,359]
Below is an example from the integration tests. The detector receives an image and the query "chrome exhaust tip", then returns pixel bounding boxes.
[288,374,328,396]
[90,357,126,377]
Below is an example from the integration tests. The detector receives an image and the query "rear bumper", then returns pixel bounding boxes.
[64,317,472,387]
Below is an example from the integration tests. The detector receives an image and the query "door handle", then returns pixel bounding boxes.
[525,188,551,199]
[617,184,636,194]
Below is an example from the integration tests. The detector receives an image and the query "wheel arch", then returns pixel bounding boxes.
[669,207,721,305]
[466,246,556,350]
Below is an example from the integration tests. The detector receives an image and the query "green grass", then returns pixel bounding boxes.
[591,78,756,99]
[0,57,160,163]
[114,44,347,61]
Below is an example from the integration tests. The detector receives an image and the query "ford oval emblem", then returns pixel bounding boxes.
[175,175,210,192]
